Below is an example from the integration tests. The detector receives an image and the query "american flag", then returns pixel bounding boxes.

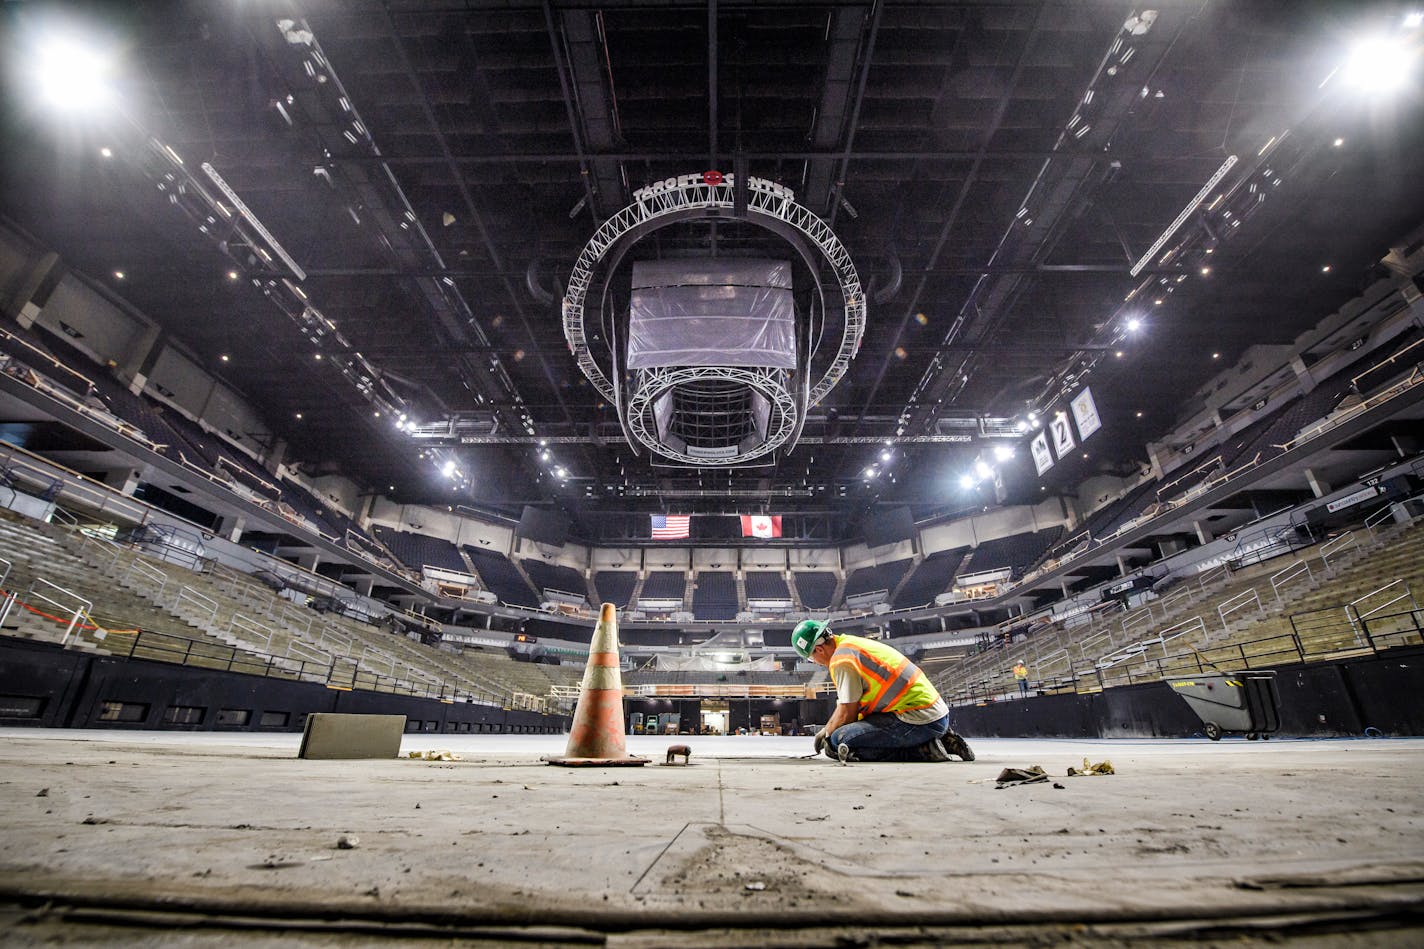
[651,514,691,539]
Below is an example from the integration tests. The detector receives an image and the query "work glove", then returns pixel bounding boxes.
[813,729,829,755]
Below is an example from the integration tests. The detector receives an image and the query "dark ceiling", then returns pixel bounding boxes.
[3,0,1423,543]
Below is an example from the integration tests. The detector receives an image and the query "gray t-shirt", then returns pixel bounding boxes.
[832,664,947,725]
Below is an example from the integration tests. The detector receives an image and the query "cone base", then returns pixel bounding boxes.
[543,755,650,767]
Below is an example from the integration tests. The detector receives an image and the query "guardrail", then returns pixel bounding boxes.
[1217,588,1262,633]
[1269,558,1313,605]
[1319,530,1358,573]
[173,585,219,626]
[27,577,92,646]
[1346,580,1416,640]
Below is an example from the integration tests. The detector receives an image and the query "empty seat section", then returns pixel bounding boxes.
[520,559,588,601]
[843,558,913,600]
[372,526,467,573]
[692,571,739,620]
[744,571,791,599]
[640,571,686,601]
[794,571,838,610]
[594,570,638,607]
[963,529,1063,580]
[463,546,540,607]
[892,550,965,609]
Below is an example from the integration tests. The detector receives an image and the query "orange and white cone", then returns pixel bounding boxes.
[545,603,648,766]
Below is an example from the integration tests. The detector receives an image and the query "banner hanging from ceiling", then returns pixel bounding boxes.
[1071,387,1102,440]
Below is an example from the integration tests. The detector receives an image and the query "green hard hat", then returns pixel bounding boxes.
[791,619,830,660]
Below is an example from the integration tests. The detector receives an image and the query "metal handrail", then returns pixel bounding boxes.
[1350,336,1424,392]
[1347,579,1416,625]
[1269,559,1313,605]
[26,576,92,646]
[1319,530,1357,571]
[1218,588,1262,633]
[0,555,9,588]
[228,613,275,651]
[124,556,169,601]
[1197,563,1230,593]
[173,585,219,625]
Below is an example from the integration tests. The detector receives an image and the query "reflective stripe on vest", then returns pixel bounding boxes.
[828,634,941,716]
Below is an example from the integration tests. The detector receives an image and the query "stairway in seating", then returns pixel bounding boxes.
[829,571,848,611]
[734,571,748,615]
[785,572,805,611]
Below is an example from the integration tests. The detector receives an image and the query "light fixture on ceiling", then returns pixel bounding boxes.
[32,33,116,111]
[1343,34,1417,92]
[958,473,976,490]
[220,354,229,362]
[1333,137,1345,147]
[113,270,124,280]
[1212,352,1221,360]
[227,270,239,280]
[99,146,112,158]
[1126,317,1142,331]
[295,412,303,420]
[1321,264,1332,273]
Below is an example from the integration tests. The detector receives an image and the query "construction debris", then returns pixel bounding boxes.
[407,750,462,761]
[1067,758,1116,776]
[336,835,360,850]
[995,766,1050,789]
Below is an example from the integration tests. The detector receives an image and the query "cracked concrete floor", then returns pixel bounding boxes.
[0,730,1421,945]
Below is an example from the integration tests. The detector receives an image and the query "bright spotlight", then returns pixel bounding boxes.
[958,473,976,490]
[1343,35,1416,92]
[863,467,877,479]
[1407,12,1423,29]
[441,460,456,477]
[880,450,891,463]
[974,460,993,480]
[33,34,116,111]
[1014,419,1028,433]
[1126,317,1142,331]
[555,466,567,478]
[992,445,1014,462]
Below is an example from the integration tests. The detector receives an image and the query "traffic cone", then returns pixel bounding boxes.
[545,603,648,766]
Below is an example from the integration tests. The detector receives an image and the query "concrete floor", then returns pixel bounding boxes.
[1,729,1422,946]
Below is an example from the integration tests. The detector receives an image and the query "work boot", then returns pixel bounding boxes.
[836,742,858,765]
[922,738,953,762]
[942,732,976,762]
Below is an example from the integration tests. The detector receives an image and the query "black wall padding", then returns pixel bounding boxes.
[945,647,1424,739]
[0,638,569,735]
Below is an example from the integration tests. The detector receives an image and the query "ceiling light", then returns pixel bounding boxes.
[1200,266,1211,276]
[295,412,303,420]
[99,146,112,158]
[314,353,323,360]
[1212,352,1221,360]
[864,467,876,478]
[555,467,567,478]
[1406,11,1423,28]
[33,34,116,111]
[1205,247,1214,254]
[1028,411,1039,422]
[1333,137,1345,147]
[1082,453,1089,460]
[1344,35,1416,92]
[1321,264,1332,273]
[1154,298,1163,306]
[992,445,1014,462]
[113,270,124,280]
[220,354,229,362]
[373,411,380,418]
[1014,420,1028,433]
[227,270,239,280]
[1114,350,1124,358]
[974,460,992,480]
[441,460,456,477]
[1136,410,1144,418]
[880,450,891,462]
[959,474,976,490]
[1126,317,1142,332]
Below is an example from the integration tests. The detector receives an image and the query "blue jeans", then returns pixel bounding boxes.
[828,713,950,762]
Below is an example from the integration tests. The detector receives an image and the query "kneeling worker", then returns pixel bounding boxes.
[792,620,974,763]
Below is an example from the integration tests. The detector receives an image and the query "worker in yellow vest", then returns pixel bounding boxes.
[792,619,974,763]
[1013,660,1030,697]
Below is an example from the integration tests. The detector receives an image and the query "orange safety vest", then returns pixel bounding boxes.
[828,634,941,718]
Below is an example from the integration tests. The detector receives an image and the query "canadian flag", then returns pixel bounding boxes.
[740,515,782,538]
